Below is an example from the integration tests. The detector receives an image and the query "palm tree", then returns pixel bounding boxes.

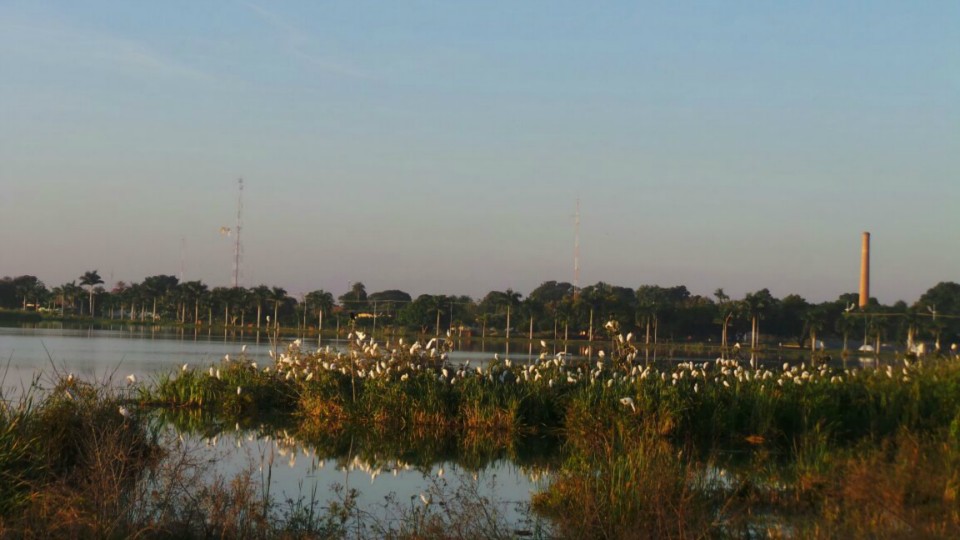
[61,281,84,315]
[269,287,288,328]
[79,270,104,316]
[141,275,179,321]
[181,281,208,324]
[802,307,827,353]
[743,289,775,350]
[901,307,922,352]
[305,289,334,334]
[51,285,65,316]
[835,311,858,355]
[714,288,736,351]
[250,285,272,329]
[209,287,233,325]
[233,287,251,327]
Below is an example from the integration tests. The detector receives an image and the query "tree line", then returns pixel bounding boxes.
[2,272,959,348]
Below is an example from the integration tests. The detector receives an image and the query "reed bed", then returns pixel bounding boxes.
[141,331,960,452]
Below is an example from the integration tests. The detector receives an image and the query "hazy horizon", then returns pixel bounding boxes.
[2,1,957,304]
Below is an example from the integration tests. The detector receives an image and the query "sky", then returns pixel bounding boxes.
[1,1,957,304]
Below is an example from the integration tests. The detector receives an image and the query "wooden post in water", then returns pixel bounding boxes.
[506,306,511,358]
[588,309,593,342]
[506,306,511,340]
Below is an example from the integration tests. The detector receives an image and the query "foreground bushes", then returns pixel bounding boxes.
[0,378,159,536]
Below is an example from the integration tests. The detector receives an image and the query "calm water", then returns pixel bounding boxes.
[0,323,551,531]
[0,323,554,391]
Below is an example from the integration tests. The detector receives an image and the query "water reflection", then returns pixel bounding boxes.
[152,409,556,530]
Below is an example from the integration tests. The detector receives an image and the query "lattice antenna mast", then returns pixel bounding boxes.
[233,178,243,288]
[573,198,580,299]
[179,237,186,282]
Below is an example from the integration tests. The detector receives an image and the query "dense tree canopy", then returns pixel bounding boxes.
[2,272,960,348]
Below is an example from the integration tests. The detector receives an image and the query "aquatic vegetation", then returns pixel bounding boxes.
[141,332,960,451]
[116,332,960,537]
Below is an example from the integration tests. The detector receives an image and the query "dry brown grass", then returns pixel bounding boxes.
[803,432,960,539]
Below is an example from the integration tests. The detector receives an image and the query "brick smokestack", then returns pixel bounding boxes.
[859,232,870,309]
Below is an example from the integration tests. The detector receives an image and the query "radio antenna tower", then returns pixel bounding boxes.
[573,198,580,299]
[179,236,186,282]
[233,178,243,288]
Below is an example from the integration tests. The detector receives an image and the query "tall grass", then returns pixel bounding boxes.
[0,376,160,536]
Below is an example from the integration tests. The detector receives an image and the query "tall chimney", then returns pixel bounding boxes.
[859,232,870,308]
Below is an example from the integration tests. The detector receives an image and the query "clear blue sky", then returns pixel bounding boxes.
[1,1,957,304]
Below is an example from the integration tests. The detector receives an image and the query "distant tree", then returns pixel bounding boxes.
[249,285,272,328]
[580,282,637,334]
[529,281,576,305]
[178,281,208,324]
[398,294,441,334]
[338,282,368,312]
[305,289,335,330]
[209,287,234,325]
[802,306,827,352]
[777,294,810,346]
[79,271,104,316]
[714,288,737,350]
[635,285,682,345]
[742,289,776,349]
[916,282,960,345]
[270,286,288,326]
[141,275,179,320]
[12,275,46,311]
[367,289,412,318]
